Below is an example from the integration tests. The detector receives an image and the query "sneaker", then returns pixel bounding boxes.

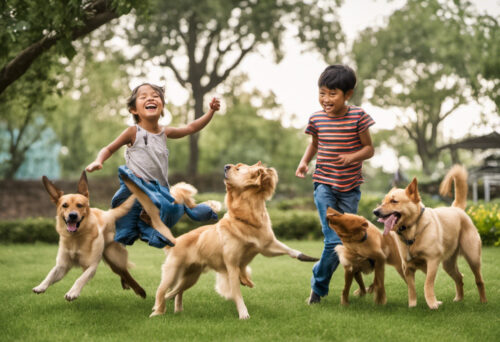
[307,290,321,305]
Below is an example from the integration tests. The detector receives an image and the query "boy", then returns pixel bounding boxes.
[295,64,375,304]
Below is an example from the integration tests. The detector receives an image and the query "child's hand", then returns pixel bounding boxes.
[336,154,354,167]
[295,162,308,178]
[209,97,220,111]
[86,161,103,173]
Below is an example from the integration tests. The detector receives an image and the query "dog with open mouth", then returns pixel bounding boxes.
[326,208,405,306]
[123,162,319,319]
[33,171,146,301]
[373,165,487,309]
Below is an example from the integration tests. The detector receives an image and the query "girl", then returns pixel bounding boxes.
[86,83,220,248]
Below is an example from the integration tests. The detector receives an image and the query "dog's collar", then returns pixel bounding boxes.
[397,206,425,246]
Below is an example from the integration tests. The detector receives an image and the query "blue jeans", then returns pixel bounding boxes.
[311,183,361,297]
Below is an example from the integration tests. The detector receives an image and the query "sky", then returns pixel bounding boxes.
[137,0,500,171]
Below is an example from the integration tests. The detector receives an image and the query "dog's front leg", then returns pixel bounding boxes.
[373,260,387,305]
[33,264,70,294]
[64,264,99,301]
[404,266,417,307]
[424,259,442,309]
[227,265,249,319]
[341,267,354,306]
[261,239,319,262]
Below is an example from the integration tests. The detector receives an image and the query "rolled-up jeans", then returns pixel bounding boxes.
[311,183,361,297]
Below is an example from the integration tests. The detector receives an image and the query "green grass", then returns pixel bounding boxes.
[1,241,499,342]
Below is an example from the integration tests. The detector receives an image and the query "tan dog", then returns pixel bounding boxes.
[123,162,318,319]
[326,208,405,306]
[373,165,487,309]
[33,171,146,301]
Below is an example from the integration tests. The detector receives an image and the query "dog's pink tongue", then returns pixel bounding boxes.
[378,214,397,235]
[67,223,78,232]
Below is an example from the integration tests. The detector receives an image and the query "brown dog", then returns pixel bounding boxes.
[33,171,146,301]
[124,162,318,319]
[326,208,405,306]
[374,165,487,309]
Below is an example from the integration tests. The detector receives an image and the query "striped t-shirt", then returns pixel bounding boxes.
[305,106,375,192]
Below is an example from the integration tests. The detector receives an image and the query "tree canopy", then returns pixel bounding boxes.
[126,0,344,177]
[352,0,500,174]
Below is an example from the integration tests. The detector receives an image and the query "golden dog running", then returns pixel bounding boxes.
[326,208,405,306]
[123,162,318,319]
[33,171,146,301]
[373,165,487,309]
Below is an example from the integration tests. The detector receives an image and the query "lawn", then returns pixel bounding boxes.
[1,241,499,342]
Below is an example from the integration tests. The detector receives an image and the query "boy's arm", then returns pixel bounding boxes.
[86,126,135,172]
[165,97,220,139]
[336,128,374,166]
[295,135,318,178]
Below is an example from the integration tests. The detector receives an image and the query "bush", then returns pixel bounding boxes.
[0,218,57,244]
[467,202,500,246]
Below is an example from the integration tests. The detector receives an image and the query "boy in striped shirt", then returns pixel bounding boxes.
[296,64,375,304]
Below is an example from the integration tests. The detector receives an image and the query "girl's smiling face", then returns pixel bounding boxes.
[130,85,164,121]
[318,86,353,117]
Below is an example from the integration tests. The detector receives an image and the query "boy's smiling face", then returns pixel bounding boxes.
[318,86,353,117]
[130,85,164,121]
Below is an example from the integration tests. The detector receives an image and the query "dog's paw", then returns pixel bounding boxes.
[297,253,319,262]
[238,311,250,320]
[150,311,164,318]
[64,291,79,302]
[428,301,442,310]
[340,296,349,306]
[32,286,46,294]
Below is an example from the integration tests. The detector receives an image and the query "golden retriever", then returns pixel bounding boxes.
[123,162,318,319]
[373,165,487,309]
[33,171,146,301]
[326,208,405,306]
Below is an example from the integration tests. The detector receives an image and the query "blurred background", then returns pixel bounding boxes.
[1,0,499,241]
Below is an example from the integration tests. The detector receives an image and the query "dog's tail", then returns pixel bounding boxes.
[109,194,137,220]
[171,182,222,212]
[439,164,468,210]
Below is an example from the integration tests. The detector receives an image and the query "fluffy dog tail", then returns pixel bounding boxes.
[108,194,137,220]
[439,164,468,210]
[171,182,222,212]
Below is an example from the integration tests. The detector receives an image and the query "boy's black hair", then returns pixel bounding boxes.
[127,83,165,123]
[318,65,356,93]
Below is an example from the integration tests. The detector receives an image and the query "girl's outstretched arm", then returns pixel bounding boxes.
[86,126,136,172]
[165,97,220,139]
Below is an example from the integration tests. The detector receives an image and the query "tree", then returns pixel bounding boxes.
[0,0,146,95]
[0,59,59,179]
[127,0,344,178]
[352,0,500,175]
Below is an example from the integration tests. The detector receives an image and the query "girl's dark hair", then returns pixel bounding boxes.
[318,65,356,93]
[127,83,166,123]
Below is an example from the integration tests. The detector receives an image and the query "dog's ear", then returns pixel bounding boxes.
[326,207,342,220]
[361,221,369,231]
[77,171,89,198]
[405,177,421,203]
[42,176,63,204]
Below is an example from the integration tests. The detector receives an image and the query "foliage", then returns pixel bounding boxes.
[0,0,148,95]
[467,202,500,246]
[0,218,57,243]
[352,0,500,175]
[1,242,500,341]
[47,40,133,178]
[125,0,344,177]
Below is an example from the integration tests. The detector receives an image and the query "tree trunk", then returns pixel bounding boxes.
[187,87,205,179]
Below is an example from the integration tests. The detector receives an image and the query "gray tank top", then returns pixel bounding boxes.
[125,125,170,187]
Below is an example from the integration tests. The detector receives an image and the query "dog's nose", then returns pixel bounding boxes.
[68,212,78,221]
[224,165,231,172]
[373,209,380,217]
